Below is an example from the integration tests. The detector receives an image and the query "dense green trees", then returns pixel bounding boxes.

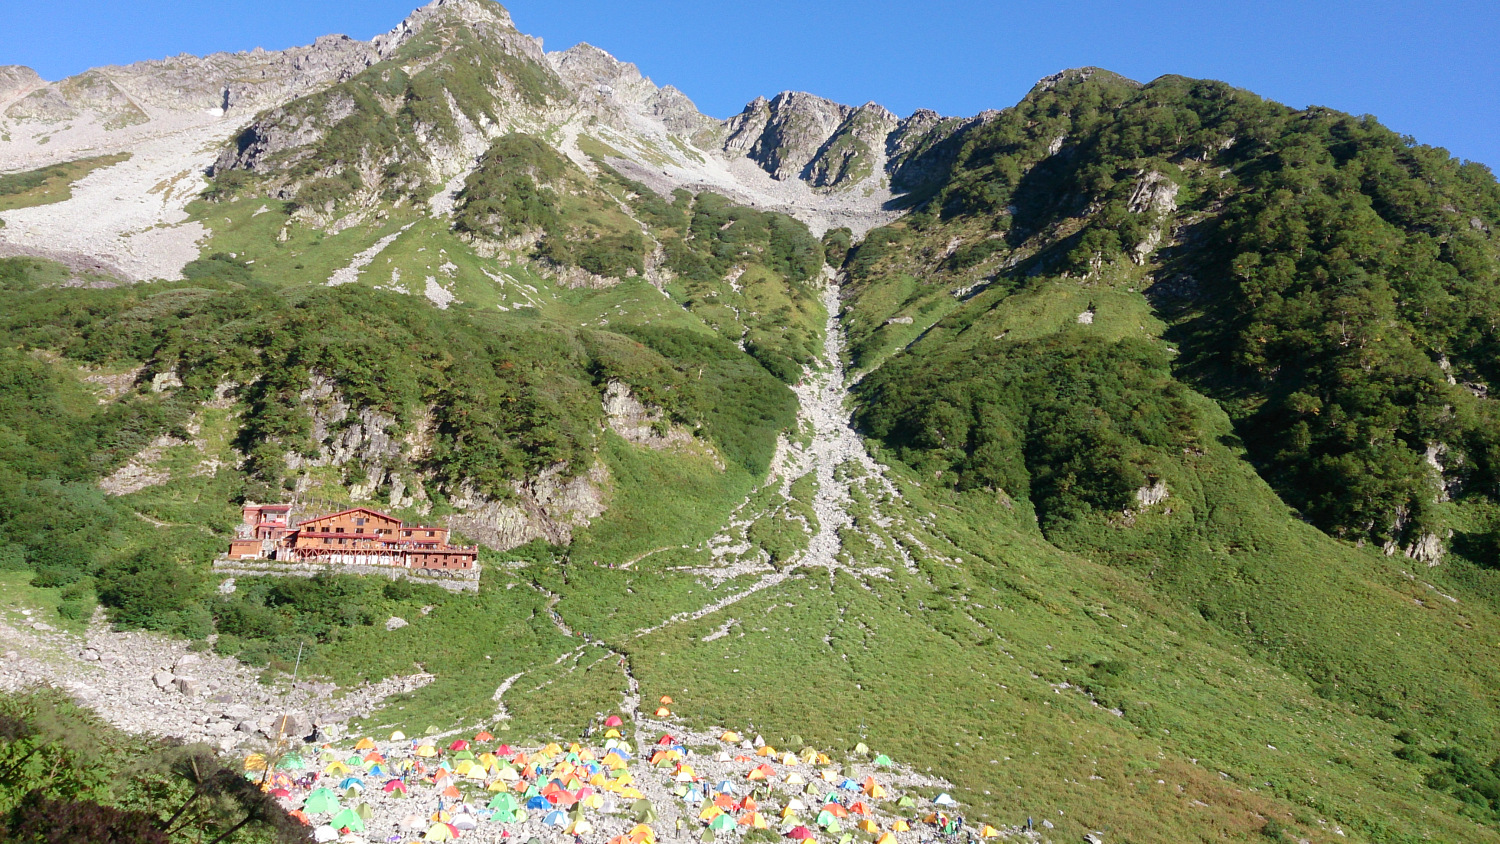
[850,69,1500,552]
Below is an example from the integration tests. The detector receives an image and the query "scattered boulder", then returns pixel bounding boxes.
[152,671,176,690]
[223,704,254,721]
[174,654,200,672]
[385,616,409,631]
[81,648,101,661]
[236,720,259,734]
[174,677,199,696]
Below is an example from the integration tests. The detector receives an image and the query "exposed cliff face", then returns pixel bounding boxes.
[2,35,378,127]
[548,43,717,138]
[286,375,610,550]
[447,462,610,551]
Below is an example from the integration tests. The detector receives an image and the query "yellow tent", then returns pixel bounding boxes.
[542,743,563,756]
[655,707,672,717]
[497,767,520,781]
[487,780,509,792]
[799,748,819,764]
[720,731,741,743]
[389,731,406,741]
[603,756,628,771]
[699,805,723,821]
[660,696,674,705]
[780,752,799,766]
[741,812,770,829]
[628,823,657,844]
[354,737,376,751]
[892,820,911,832]
[324,761,352,775]
[415,745,438,758]
[465,765,487,781]
[821,770,840,783]
[430,810,452,823]
[620,787,646,799]
[815,753,831,765]
[454,760,476,776]
[423,822,455,841]
[785,773,806,785]
[244,754,267,772]
[567,819,595,836]
[980,826,1001,838]
[584,794,605,809]
[780,806,798,820]
[477,753,498,767]
[857,819,879,834]
[605,728,622,739]
[756,746,777,757]
[875,834,898,844]
[863,783,887,799]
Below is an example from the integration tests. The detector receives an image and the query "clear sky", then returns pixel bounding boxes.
[3,0,1496,168]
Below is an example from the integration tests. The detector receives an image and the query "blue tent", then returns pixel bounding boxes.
[526,796,551,810]
[339,777,366,791]
[543,810,569,827]
[838,779,859,791]
[714,780,736,795]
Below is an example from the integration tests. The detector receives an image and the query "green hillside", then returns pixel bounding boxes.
[4,15,1500,842]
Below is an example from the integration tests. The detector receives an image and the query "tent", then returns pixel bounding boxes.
[605,715,624,727]
[354,803,374,821]
[709,814,737,832]
[338,777,365,791]
[489,793,520,812]
[567,819,596,836]
[875,834,898,844]
[453,813,479,831]
[980,825,1001,838]
[741,812,770,829]
[423,822,457,841]
[354,737,376,751]
[891,820,911,832]
[787,825,815,840]
[475,730,495,742]
[633,799,659,823]
[383,779,408,795]
[934,793,958,807]
[543,810,569,827]
[872,755,893,767]
[329,807,365,833]
[303,789,340,814]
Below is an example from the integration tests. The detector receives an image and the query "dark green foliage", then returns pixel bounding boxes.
[455,134,648,279]
[1427,747,1500,823]
[857,331,1195,532]
[854,68,1500,552]
[95,551,208,635]
[213,572,449,665]
[0,688,302,843]
[821,227,853,267]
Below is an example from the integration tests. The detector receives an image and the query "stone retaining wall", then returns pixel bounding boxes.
[211,558,481,593]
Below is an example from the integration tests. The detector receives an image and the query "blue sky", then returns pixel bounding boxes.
[3,0,1496,167]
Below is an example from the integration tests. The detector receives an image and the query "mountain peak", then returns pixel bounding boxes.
[375,0,517,55]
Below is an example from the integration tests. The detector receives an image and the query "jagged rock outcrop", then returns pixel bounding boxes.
[0,66,44,110]
[548,43,716,137]
[447,462,610,551]
[3,36,379,126]
[603,380,693,449]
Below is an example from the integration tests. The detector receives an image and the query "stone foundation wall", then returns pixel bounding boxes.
[211,558,480,593]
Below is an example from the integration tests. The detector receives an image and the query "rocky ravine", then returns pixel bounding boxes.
[0,608,430,752]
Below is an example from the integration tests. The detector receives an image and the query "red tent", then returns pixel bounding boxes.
[605,715,624,727]
[448,739,469,752]
[787,826,815,840]
[657,735,675,746]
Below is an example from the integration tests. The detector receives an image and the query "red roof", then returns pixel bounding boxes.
[297,507,402,527]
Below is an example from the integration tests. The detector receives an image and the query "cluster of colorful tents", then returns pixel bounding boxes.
[244,696,995,843]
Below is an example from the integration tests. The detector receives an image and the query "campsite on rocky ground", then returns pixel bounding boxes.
[2,1,1500,842]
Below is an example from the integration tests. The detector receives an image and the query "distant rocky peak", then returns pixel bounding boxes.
[550,43,644,87]
[0,66,43,104]
[374,0,518,56]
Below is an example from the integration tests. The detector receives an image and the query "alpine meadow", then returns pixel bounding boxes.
[0,2,1497,843]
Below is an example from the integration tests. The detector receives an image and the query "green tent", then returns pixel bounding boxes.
[453,750,475,760]
[838,834,854,844]
[330,807,365,832]
[872,755,892,767]
[853,742,870,756]
[302,788,340,814]
[896,796,916,808]
[488,793,520,812]
[277,753,305,770]
[699,828,716,843]
[709,814,736,832]
[355,803,374,821]
[633,799,659,823]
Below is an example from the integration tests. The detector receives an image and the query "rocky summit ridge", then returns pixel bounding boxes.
[0,0,983,280]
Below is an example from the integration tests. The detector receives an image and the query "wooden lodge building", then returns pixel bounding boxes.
[227,504,478,571]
